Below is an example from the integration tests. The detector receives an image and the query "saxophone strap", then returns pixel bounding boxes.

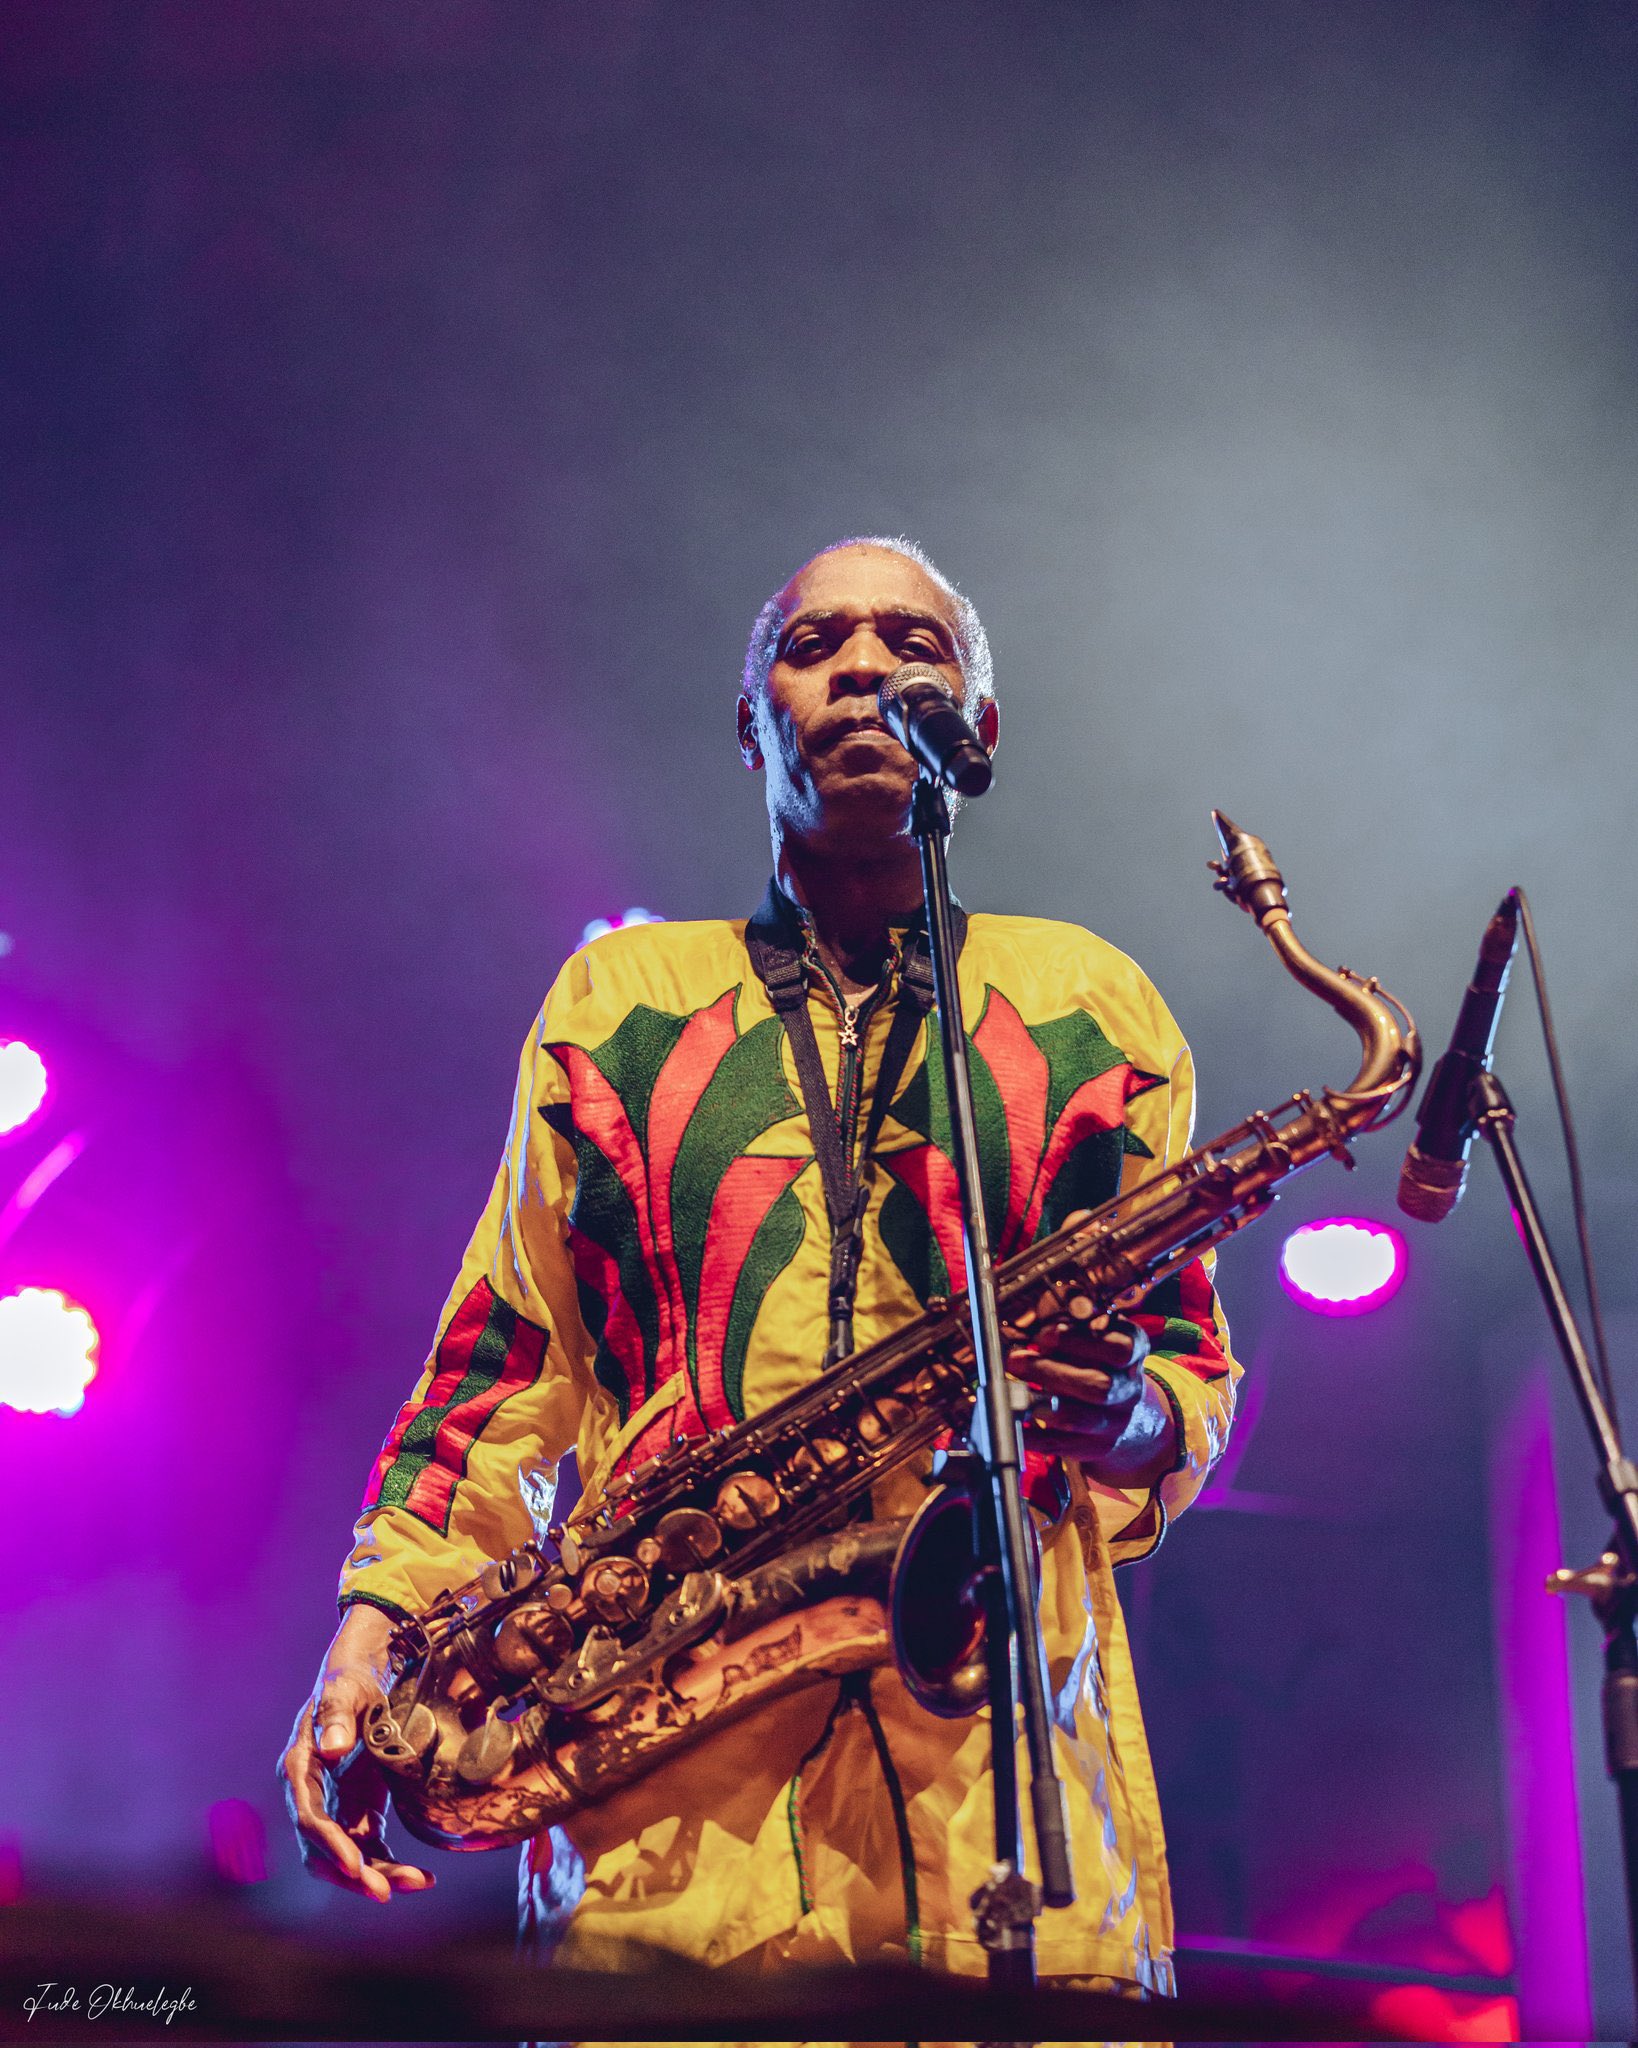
[745,877,961,1363]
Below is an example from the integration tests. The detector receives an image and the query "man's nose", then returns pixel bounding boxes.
[831,626,895,692]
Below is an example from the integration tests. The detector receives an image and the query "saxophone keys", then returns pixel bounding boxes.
[714,1472,782,1532]
[479,1551,540,1600]
[812,1435,850,1469]
[455,1716,518,1788]
[779,1444,824,1492]
[855,1396,912,1446]
[912,1358,965,1397]
[399,1701,439,1761]
[655,1507,726,1570]
[492,1601,574,1678]
[584,1555,652,1623]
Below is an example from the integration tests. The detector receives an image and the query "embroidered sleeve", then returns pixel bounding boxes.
[1087,1034,1243,1568]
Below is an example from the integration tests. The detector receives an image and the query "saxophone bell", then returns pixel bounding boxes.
[889,1477,990,1718]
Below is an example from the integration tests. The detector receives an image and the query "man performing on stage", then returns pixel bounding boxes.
[280,536,1239,1992]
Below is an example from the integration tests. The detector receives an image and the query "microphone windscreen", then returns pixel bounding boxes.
[878,665,993,796]
[878,662,954,707]
[1397,1146,1468,1223]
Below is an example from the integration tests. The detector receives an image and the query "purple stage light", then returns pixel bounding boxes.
[207,1799,268,1885]
[0,1287,100,1415]
[580,906,665,947]
[1279,1217,1407,1317]
[0,1040,49,1137]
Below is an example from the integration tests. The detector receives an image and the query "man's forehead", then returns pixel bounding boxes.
[775,545,957,627]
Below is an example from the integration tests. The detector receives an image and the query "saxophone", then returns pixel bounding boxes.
[362,815,1419,1850]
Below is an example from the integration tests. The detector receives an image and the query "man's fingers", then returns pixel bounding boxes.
[282,1744,366,1885]
[279,1690,425,1904]
[293,1797,433,1901]
[315,1715,358,1761]
[1012,1308,1149,1371]
[1012,1350,1146,1417]
[279,1718,334,1829]
[282,1759,374,1894]
[1011,1349,1115,1399]
[300,1815,367,1884]
[282,1615,414,1902]
[306,1831,434,1899]
[304,1844,391,1902]
[1018,1344,1147,1459]
[311,1668,379,1758]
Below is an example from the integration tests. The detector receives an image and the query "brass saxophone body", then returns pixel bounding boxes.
[362,816,1419,1850]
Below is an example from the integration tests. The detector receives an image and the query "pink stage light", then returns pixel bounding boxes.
[0,1287,100,1415]
[207,1799,269,1885]
[1279,1218,1407,1317]
[580,906,665,946]
[0,1040,49,1137]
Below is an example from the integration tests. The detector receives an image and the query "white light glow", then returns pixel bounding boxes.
[1279,1218,1407,1317]
[0,1287,100,1415]
[580,907,666,947]
[0,1041,49,1137]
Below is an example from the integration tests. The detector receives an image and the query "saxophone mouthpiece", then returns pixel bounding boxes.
[1209,811,1290,926]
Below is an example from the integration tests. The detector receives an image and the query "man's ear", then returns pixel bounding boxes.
[736,693,764,771]
[976,698,999,756]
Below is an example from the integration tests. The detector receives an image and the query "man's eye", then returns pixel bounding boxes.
[785,634,825,661]
[904,636,945,660]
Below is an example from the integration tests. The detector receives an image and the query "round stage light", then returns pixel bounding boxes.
[580,906,666,946]
[0,1287,100,1415]
[1279,1217,1407,1317]
[0,1041,49,1137]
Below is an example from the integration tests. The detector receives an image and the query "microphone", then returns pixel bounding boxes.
[878,664,993,797]
[1397,890,1520,1224]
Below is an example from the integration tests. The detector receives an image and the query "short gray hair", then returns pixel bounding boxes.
[740,535,995,710]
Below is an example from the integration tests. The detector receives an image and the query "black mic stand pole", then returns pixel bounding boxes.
[1469,1067,1638,2010]
[908,773,1076,1995]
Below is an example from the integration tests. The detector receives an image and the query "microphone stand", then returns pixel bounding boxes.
[908,773,1076,1992]
[1468,1068,1638,2010]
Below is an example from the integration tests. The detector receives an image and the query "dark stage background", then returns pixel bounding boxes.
[3,2,1636,2038]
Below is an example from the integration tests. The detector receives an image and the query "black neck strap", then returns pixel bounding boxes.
[745,877,966,1365]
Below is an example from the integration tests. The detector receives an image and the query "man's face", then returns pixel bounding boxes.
[737,544,995,844]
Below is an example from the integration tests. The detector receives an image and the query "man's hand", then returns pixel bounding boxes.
[277,1604,435,1902]
[1008,1290,1176,1490]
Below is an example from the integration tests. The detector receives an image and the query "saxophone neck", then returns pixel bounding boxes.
[1210,810,1292,931]
[1211,810,1419,1111]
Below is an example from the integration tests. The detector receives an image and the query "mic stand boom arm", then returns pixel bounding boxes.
[908,773,1076,1991]
[1470,1067,1638,2011]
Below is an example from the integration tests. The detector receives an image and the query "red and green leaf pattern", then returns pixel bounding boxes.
[362,1278,549,1534]
[545,990,810,1464]
[880,988,1160,1295]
